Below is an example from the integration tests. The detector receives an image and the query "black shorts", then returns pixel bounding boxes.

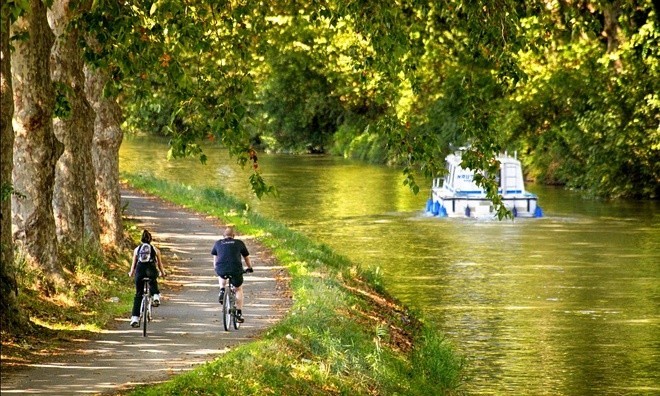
[219,272,243,287]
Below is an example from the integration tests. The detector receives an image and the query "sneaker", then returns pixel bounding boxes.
[152,294,161,307]
[236,311,245,323]
[130,316,139,328]
[218,288,225,303]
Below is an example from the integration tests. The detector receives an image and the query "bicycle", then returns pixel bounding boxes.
[220,268,251,331]
[138,277,154,337]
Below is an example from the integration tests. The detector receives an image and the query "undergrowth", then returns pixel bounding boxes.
[1,226,138,370]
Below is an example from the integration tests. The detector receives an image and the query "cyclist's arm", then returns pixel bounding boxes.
[241,242,252,271]
[128,250,137,277]
[154,246,166,276]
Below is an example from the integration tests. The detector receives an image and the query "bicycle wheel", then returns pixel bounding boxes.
[232,294,240,330]
[139,299,144,326]
[222,290,231,331]
[142,294,149,337]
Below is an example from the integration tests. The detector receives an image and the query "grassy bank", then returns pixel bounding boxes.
[1,239,136,369]
[122,172,464,395]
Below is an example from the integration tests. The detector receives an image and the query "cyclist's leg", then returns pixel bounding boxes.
[235,285,244,310]
[131,269,145,317]
[148,266,160,295]
[231,273,245,310]
[218,276,228,302]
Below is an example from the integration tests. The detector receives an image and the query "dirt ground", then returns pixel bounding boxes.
[0,187,290,395]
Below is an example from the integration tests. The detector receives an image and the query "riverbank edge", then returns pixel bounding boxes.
[122,172,464,395]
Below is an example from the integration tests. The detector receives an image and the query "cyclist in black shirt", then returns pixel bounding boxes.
[211,226,253,323]
[128,229,166,327]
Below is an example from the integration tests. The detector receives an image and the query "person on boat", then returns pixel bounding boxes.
[128,229,166,327]
[211,226,253,323]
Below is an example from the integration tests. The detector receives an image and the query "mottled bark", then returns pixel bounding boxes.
[602,1,623,72]
[83,147,102,241]
[49,0,100,247]
[85,66,124,248]
[11,0,63,287]
[1,4,15,272]
[602,2,621,53]
[1,5,24,330]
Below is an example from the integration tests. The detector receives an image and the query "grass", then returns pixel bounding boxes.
[122,172,464,396]
[1,237,136,370]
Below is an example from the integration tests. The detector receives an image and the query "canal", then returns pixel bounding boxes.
[121,137,659,395]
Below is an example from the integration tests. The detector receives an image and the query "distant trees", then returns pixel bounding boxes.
[256,48,344,153]
[496,0,660,198]
[163,0,655,199]
[81,1,657,200]
[310,1,659,199]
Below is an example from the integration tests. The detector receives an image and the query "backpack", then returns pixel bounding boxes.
[137,243,155,264]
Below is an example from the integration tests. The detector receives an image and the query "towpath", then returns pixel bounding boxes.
[1,187,289,395]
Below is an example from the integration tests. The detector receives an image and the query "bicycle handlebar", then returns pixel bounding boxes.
[221,268,253,279]
[129,271,167,278]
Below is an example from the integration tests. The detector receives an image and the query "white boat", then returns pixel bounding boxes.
[426,151,543,218]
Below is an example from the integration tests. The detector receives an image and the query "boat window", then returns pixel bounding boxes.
[501,162,523,193]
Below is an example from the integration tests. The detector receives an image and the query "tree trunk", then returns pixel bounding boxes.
[49,0,100,249]
[602,2,621,53]
[601,1,623,72]
[85,66,124,248]
[11,0,64,290]
[1,4,25,330]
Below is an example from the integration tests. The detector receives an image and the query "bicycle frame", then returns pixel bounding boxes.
[139,277,153,337]
[221,276,240,331]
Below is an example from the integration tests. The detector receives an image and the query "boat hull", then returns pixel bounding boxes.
[426,191,543,218]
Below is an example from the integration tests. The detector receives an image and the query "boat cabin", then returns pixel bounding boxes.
[427,151,543,218]
[434,153,527,197]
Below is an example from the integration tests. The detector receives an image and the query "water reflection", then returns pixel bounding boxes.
[120,137,659,395]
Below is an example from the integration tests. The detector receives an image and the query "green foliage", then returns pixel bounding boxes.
[82,0,658,202]
[1,183,25,203]
[80,0,276,199]
[249,172,277,199]
[53,82,72,119]
[1,182,13,202]
[1,0,29,29]
[331,122,390,163]
[502,3,660,198]
[255,49,344,153]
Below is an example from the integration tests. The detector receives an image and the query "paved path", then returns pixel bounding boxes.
[1,188,289,395]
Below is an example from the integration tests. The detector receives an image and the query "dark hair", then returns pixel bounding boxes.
[141,229,152,243]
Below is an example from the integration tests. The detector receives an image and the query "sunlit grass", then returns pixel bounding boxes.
[10,243,135,333]
[123,172,465,396]
[2,225,137,366]
[29,318,102,332]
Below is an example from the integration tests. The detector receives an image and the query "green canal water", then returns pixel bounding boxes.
[121,137,659,395]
